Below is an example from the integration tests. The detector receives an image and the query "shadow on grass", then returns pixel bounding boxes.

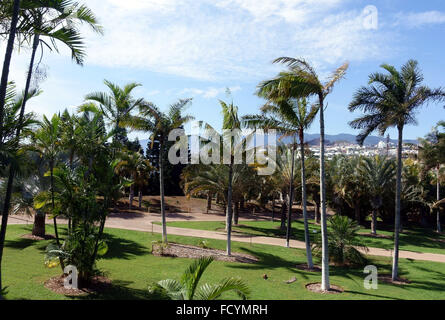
[101,233,149,260]
[74,280,156,300]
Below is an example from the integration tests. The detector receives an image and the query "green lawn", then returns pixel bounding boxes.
[160,220,445,255]
[2,224,445,300]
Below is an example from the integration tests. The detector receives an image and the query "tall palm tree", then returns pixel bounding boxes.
[149,257,250,300]
[85,80,145,148]
[115,150,152,209]
[419,123,445,232]
[122,99,193,243]
[244,98,318,268]
[0,0,21,143]
[359,156,396,234]
[257,57,348,291]
[349,59,445,280]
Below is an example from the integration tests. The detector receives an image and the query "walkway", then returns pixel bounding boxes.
[7,213,445,264]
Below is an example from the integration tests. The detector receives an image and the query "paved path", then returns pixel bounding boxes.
[7,213,445,264]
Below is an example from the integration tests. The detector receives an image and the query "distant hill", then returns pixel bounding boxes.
[137,133,418,152]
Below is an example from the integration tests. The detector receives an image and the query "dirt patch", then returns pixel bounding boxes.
[305,282,344,294]
[21,234,55,241]
[152,243,259,264]
[44,275,112,296]
[296,264,322,272]
[358,233,392,239]
[379,274,411,285]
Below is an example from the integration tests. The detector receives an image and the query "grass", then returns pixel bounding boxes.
[2,224,445,300]
[159,220,445,255]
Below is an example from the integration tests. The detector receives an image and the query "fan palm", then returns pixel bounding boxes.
[258,57,348,290]
[418,123,445,232]
[244,98,317,268]
[349,59,445,280]
[122,99,193,243]
[148,257,250,300]
[359,156,396,234]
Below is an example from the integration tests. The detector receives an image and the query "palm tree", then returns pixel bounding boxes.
[115,150,152,209]
[419,122,445,232]
[349,59,445,280]
[122,99,193,243]
[0,0,21,143]
[148,257,250,300]
[257,57,348,291]
[359,156,396,235]
[29,114,62,244]
[84,80,145,148]
[244,98,318,268]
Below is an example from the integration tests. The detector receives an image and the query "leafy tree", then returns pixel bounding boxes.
[122,99,193,243]
[349,59,445,280]
[258,57,348,290]
[84,80,144,149]
[244,98,318,268]
[115,150,152,209]
[148,257,250,300]
[419,123,445,232]
[359,156,396,234]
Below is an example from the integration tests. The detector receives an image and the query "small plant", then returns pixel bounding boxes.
[313,215,368,266]
[198,240,210,249]
[151,240,170,255]
[148,257,250,300]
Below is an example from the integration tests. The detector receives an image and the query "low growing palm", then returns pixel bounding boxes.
[148,257,250,300]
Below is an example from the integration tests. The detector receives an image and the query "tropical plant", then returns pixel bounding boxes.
[244,98,318,268]
[313,215,368,266]
[258,57,348,290]
[29,114,63,245]
[148,257,250,300]
[359,156,396,234]
[122,98,193,243]
[115,150,152,209]
[84,80,145,148]
[349,59,445,280]
[418,123,445,232]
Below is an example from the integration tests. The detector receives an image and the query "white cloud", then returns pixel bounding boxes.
[180,86,241,99]
[394,11,445,28]
[80,0,392,81]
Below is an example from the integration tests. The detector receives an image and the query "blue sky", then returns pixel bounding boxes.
[3,0,445,141]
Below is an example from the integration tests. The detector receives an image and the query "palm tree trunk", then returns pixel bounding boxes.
[206,191,212,213]
[371,209,377,235]
[138,190,143,209]
[0,0,21,142]
[354,202,361,225]
[32,211,46,237]
[280,198,287,230]
[0,30,38,292]
[315,200,320,224]
[226,162,234,256]
[319,96,330,291]
[437,166,442,233]
[233,201,239,225]
[159,143,167,243]
[300,132,314,269]
[51,163,64,271]
[392,125,403,281]
[286,139,296,248]
[272,198,275,222]
[129,181,134,210]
